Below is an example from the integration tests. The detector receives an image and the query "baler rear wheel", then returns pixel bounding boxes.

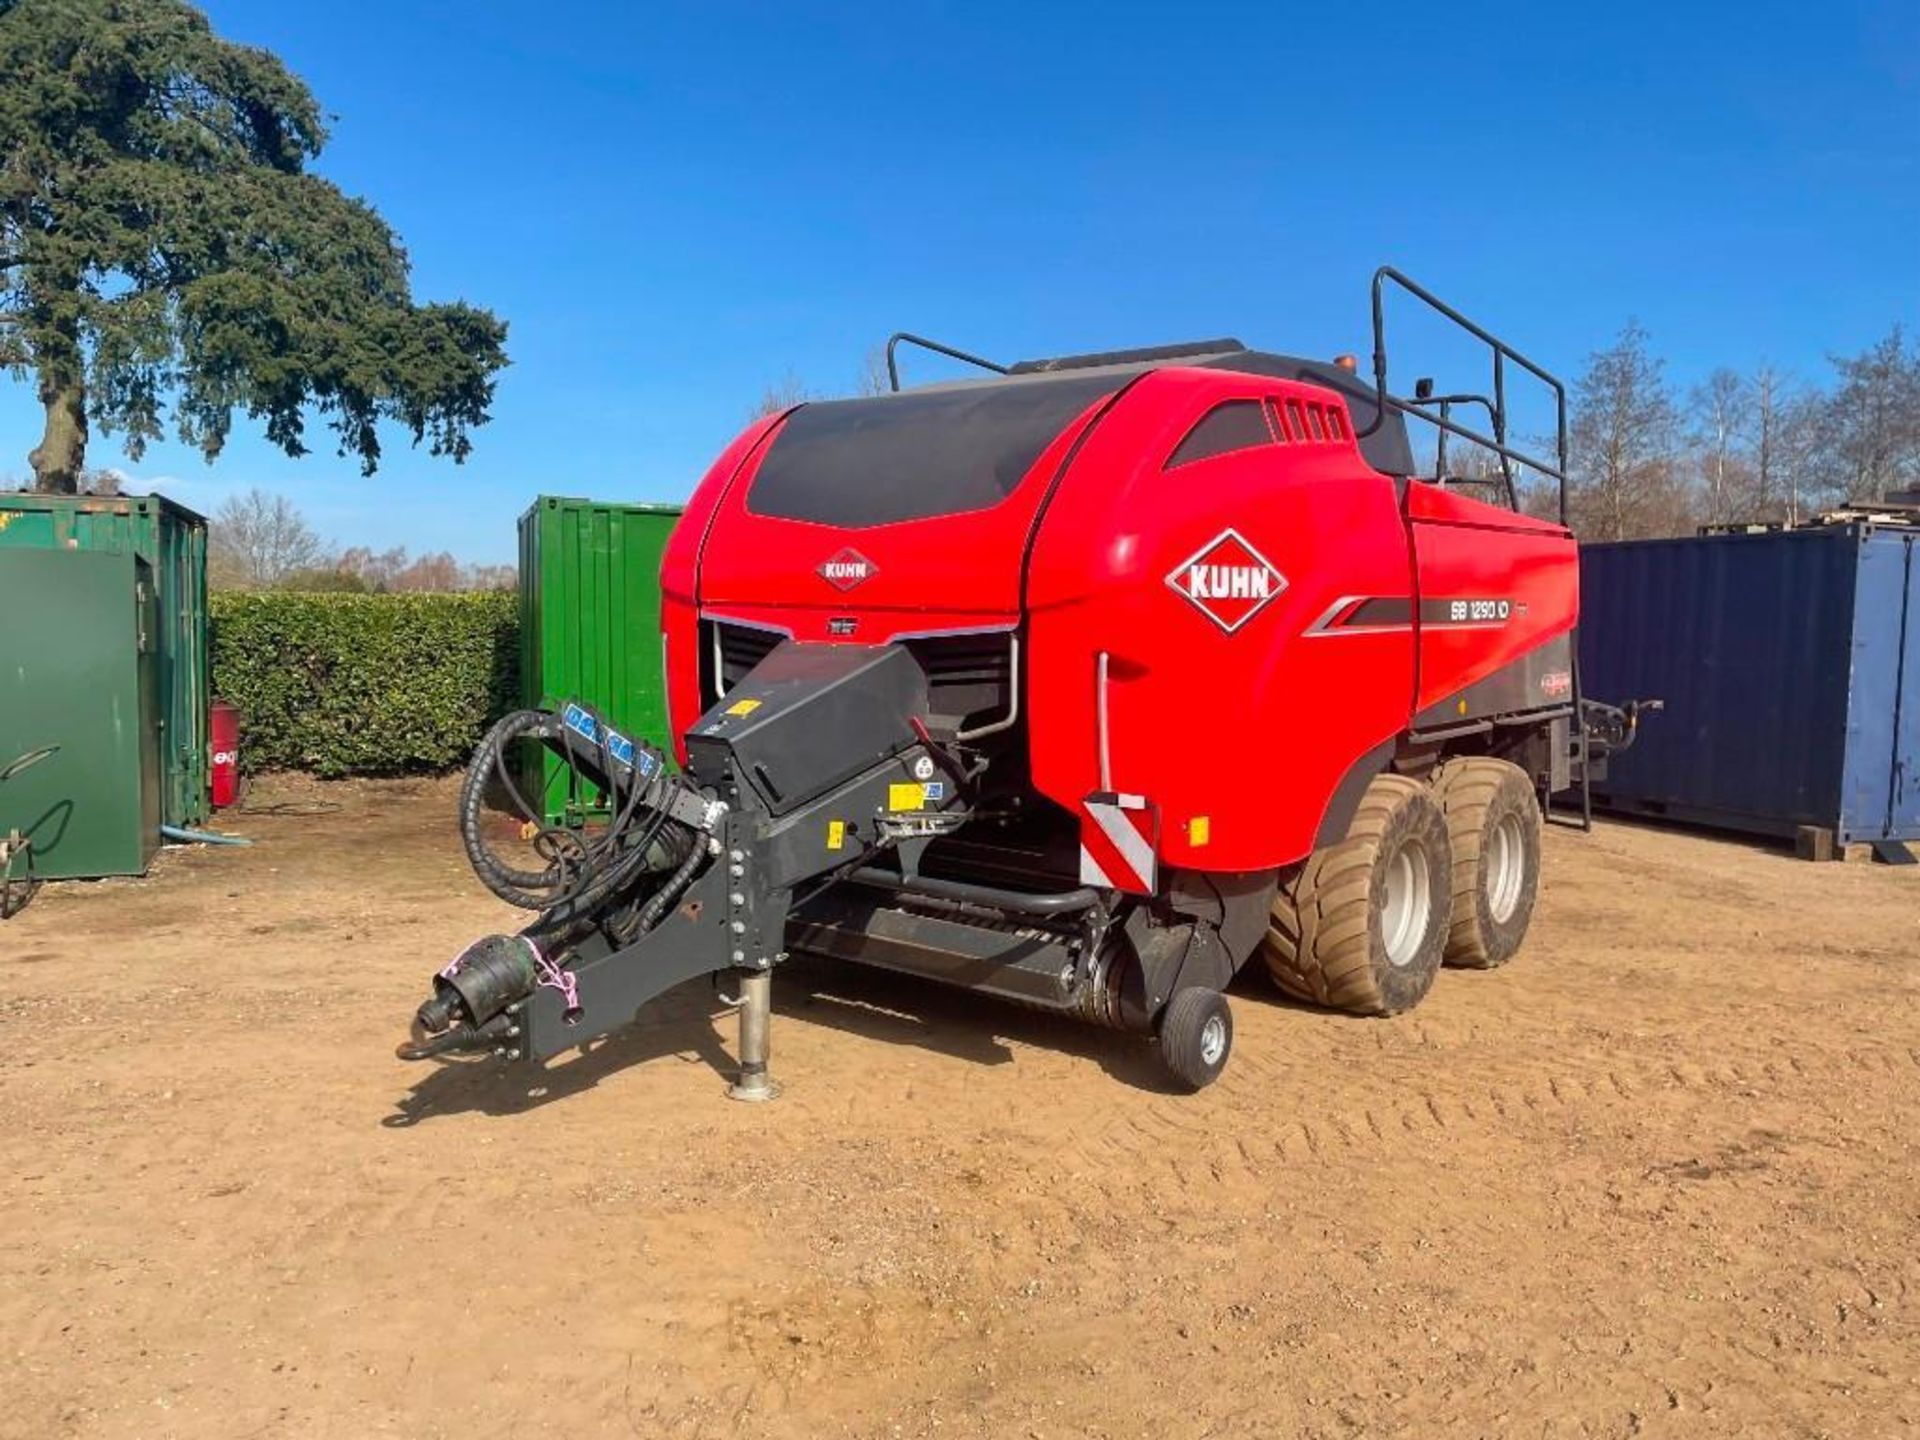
[1432,757,1541,969]
[1158,986,1233,1091]
[1262,773,1450,1015]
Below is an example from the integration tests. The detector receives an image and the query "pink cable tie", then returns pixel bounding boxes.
[441,937,577,1019]
[526,935,582,1018]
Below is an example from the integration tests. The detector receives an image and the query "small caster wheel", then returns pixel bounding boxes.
[1158,987,1232,1091]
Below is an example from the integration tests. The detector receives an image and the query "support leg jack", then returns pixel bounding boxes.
[727,968,779,1102]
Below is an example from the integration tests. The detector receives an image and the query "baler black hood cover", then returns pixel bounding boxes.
[746,369,1127,528]
[745,353,1415,530]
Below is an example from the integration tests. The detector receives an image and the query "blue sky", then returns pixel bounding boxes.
[4,0,1917,562]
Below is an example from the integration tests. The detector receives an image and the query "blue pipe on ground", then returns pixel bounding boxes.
[160,824,252,847]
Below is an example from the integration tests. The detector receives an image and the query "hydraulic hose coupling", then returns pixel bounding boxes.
[400,934,547,1060]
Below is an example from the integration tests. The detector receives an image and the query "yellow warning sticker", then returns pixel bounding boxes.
[1189,816,1211,846]
[725,698,763,717]
[887,782,927,812]
[827,819,846,851]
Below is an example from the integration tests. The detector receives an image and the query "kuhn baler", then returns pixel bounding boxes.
[402,269,1649,1094]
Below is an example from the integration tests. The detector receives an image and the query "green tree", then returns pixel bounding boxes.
[0,0,507,493]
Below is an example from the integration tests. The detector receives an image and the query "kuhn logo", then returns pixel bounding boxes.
[818,548,877,591]
[1166,528,1287,633]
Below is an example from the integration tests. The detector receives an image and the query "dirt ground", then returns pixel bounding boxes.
[4,775,1920,1439]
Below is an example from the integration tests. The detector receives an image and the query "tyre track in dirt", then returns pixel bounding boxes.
[1064,990,1920,1192]
[5,779,1920,1439]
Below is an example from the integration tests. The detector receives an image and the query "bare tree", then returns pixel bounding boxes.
[1566,322,1685,540]
[388,551,464,592]
[335,545,412,590]
[1811,328,1920,505]
[749,348,900,418]
[1688,369,1754,526]
[1436,439,1519,502]
[856,344,892,398]
[208,489,332,589]
[1752,364,1790,524]
[1748,365,1826,526]
[749,371,816,420]
[465,563,518,591]
[314,544,513,592]
[277,564,369,593]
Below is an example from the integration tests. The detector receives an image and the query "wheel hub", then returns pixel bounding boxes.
[1381,836,1431,968]
[1199,1013,1227,1067]
[1485,812,1527,924]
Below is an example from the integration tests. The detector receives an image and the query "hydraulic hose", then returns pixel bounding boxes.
[634,836,710,932]
[409,707,724,1065]
[458,707,707,932]
[458,710,576,907]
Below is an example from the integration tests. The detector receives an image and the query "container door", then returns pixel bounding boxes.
[1891,534,1920,838]
[157,504,211,827]
[1841,531,1910,844]
[517,500,684,827]
[134,558,164,869]
[0,549,149,877]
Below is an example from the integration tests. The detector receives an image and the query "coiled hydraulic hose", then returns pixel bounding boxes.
[457,709,703,934]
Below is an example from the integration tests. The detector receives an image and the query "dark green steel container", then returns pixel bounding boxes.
[515,496,683,826]
[0,491,210,829]
[0,548,163,878]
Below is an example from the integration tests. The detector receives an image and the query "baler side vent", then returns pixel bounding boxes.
[1268,398,1345,446]
[706,619,1015,733]
[711,619,783,697]
[903,632,1015,730]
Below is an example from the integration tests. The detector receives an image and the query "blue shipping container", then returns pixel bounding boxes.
[1579,524,1920,846]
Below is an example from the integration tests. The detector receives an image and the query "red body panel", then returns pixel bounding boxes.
[665,365,1577,885]
[1025,369,1416,877]
[661,412,786,765]
[1404,483,1579,714]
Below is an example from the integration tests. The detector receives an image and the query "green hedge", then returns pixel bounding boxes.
[210,592,518,776]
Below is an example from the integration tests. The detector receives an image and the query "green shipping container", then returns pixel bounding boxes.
[0,548,163,878]
[0,491,210,829]
[515,496,683,826]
